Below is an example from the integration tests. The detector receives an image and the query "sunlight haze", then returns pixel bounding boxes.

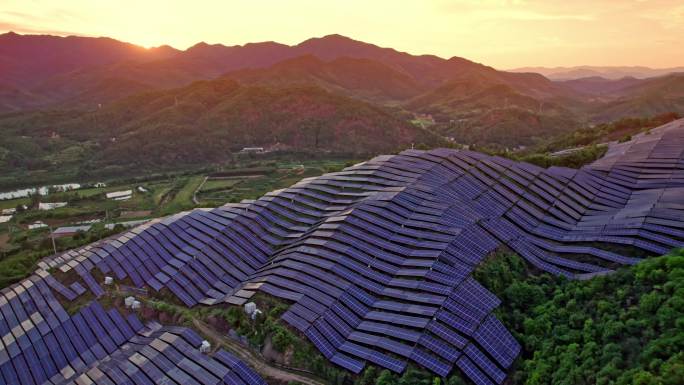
[1,0,682,68]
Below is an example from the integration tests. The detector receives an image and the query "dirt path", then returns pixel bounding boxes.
[192,176,209,205]
[192,319,327,385]
[0,232,9,250]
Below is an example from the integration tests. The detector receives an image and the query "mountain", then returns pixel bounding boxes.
[2,31,682,151]
[0,31,179,88]
[511,65,684,80]
[0,78,438,177]
[549,74,684,123]
[217,44,581,147]
[556,76,644,96]
[589,73,684,122]
[0,32,572,113]
[222,55,426,103]
[405,65,577,113]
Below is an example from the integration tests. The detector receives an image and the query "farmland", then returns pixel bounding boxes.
[0,158,355,287]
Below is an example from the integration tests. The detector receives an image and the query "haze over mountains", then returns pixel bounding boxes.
[0,31,683,178]
[510,65,684,81]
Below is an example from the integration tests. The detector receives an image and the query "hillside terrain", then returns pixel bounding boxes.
[222,55,425,103]
[556,76,644,96]
[476,251,684,385]
[0,78,433,181]
[580,74,684,122]
[1,31,683,184]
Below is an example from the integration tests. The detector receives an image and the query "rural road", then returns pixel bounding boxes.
[192,319,327,385]
[192,176,209,204]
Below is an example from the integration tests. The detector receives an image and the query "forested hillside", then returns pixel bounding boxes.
[475,250,684,385]
[0,79,439,181]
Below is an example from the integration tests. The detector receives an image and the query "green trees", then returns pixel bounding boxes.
[475,249,684,385]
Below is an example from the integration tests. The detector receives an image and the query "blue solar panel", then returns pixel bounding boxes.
[4,120,684,385]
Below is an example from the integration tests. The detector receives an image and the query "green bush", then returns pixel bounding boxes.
[475,249,684,385]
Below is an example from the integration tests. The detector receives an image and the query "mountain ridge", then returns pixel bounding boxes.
[511,65,684,80]
[1,31,683,153]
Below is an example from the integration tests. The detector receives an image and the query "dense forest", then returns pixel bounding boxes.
[475,250,684,385]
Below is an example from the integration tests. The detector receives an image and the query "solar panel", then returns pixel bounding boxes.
[3,120,683,385]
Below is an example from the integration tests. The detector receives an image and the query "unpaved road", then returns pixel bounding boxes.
[192,176,209,204]
[192,319,327,385]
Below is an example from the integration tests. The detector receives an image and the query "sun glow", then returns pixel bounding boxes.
[1,0,682,68]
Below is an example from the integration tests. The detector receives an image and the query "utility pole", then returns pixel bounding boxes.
[49,226,57,254]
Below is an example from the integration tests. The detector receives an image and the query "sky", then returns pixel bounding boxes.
[1,0,683,69]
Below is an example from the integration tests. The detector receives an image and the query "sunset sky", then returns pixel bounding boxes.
[1,0,682,69]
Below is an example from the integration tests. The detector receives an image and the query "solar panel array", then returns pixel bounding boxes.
[5,119,684,384]
[0,270,265,383]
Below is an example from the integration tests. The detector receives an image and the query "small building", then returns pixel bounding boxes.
[0,215,12,224]
[124,296,136,308]
[38,202,67,211]
[51,225,92,238]
[243,302,262,320]
[106,190,133,201]
[1,208,16,215]
[28,221,48,230]
[199,340,211,353]
[239,147,265,154]
[244,302,257,315]
[104,219,149,230]
[137,186,148,193]
[93,182,107,188]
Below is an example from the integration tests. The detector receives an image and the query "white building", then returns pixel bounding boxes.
[106,190,132,201]
[28,221,48,230]
[199,340,211,353]
[38,202,68,210]
[51,225,92,238]
[124,296,136,308]
[104,219,149,230]
[0,215,12,224]
[244,302,257,315]
[239,147,265,153]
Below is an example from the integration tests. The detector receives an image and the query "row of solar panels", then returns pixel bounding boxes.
[65,324,266,385]
[17,120,684,385]
[34,154,525,384]
[0,269,266,385]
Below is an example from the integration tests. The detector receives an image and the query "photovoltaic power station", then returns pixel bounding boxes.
[1,119,683,384]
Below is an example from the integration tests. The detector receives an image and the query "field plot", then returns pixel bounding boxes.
[196,160,352,205]
[0,158,355,288]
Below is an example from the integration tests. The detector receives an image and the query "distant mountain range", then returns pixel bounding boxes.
[0,31,683,180]
[0,32,570,111]
[510,65,684,80]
